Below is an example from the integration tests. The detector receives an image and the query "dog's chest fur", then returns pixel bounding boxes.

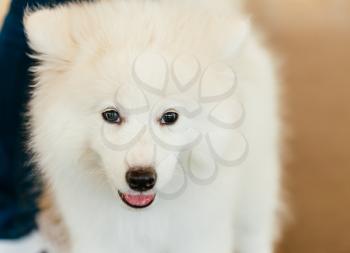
[43,169,237,253]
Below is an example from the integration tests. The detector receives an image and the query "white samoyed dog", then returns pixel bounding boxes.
[24,0,283,252]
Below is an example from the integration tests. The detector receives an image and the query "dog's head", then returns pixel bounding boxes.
[25,1,249,209]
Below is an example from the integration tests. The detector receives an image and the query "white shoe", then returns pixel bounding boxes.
[0,231,48,253]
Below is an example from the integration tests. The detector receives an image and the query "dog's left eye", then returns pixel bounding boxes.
[160,111,179,125]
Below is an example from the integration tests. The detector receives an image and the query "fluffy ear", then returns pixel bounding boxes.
[24,7,75,61]
[224,18,251,58]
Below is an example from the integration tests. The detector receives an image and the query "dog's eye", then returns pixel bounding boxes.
[160,111,179,125]
[102,109,122,124]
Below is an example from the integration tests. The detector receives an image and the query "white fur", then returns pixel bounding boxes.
[25,1,282,253]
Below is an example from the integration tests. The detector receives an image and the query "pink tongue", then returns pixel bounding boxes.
[124,194,155,207]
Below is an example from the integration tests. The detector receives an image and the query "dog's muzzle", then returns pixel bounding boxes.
[118,167,157,209]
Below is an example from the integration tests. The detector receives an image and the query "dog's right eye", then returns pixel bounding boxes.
[102,109,122,124]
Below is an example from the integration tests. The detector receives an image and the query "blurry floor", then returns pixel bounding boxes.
[247,1,350,253]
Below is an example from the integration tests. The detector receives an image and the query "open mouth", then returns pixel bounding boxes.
[118,191,156,209]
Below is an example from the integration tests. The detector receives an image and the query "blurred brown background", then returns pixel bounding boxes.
[0,0,9,24]
[1,0,350,252]
[246,1,350,253]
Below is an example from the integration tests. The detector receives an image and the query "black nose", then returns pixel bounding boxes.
[126,167,157,192]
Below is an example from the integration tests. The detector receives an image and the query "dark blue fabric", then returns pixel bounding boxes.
[0,0,69,239]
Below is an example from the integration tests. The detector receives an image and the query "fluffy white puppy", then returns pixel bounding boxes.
[25,0,283,253]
